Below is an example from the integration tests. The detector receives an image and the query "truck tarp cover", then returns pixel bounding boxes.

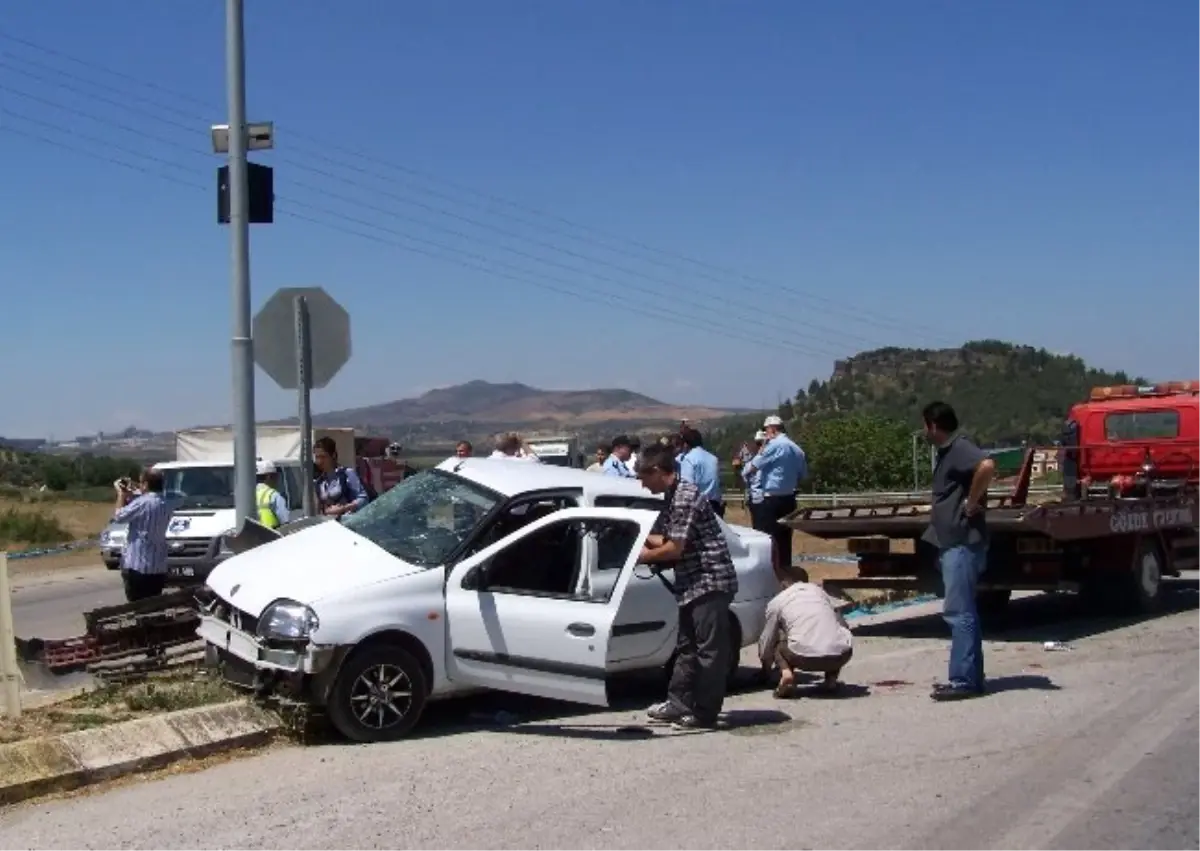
[176,426,355,465]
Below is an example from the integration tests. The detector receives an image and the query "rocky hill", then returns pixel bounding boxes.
[311,380,739,432]
[788,340,1145,446]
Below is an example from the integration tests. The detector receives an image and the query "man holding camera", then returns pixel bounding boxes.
[113,469,173,602]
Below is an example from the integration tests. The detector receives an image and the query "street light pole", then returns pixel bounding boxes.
[225,0,257,528]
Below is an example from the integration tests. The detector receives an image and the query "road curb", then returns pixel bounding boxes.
[0,700,279,805]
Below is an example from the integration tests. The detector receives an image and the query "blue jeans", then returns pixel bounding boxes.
[940,542,989,689]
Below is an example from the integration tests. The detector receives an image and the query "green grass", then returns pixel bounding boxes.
[0,507,72,547]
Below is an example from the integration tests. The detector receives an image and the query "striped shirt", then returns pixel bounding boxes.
[114,492,172,575]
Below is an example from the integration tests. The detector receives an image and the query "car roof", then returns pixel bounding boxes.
[436,457,656,499]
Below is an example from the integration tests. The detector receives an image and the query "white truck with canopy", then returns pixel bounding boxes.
[153,426,354,585]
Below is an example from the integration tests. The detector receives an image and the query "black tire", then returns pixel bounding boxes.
[1080,537,1165,616]
[327,644,429,743]
[104,559,120,571]
[1128,537,1165,614]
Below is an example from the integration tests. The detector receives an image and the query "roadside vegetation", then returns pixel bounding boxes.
[0,672,241,745]
[0,450,141,498]
[0,507,72,548]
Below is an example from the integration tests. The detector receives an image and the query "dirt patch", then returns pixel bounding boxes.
[0,672,240,745]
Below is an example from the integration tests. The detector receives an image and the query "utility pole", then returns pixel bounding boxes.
[225,0,257,528]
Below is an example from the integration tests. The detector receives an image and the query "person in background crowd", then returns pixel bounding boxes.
[603,435,638,477]
[112,468,173,602]
[742,415,807,571]
[758,565,853,698]
[677,426,724,517]
[254,460,289,529]
[314,436,369,518]
[586,443,609,472]
[455,440,473,458]
[490,432,541,461]
[636,444,739,730]
[921,401,995,702]
[742,430,767,527]
[627,435,643,472]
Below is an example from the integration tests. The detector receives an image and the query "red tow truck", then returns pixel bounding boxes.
[787,381,1199,615]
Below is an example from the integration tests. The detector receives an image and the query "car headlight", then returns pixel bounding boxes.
[257,600,319,641]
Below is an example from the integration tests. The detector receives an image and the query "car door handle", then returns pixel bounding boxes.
[566,622,595,637]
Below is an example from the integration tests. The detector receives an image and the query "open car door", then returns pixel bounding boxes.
[444,507,659,706]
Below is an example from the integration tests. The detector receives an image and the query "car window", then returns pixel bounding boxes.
[476,517,641,603]
[342,471,501,567]
[282,466,305,510]
[463,494,578,557]
[593,495,664,511]
[1104,410,1181,441]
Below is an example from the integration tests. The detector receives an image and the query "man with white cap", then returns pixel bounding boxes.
[742,415,807,570]
[255,459,290,529]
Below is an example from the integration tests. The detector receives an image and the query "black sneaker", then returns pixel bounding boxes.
[646,701,686,724]
[671,714,719,731]
[930,684,984,702]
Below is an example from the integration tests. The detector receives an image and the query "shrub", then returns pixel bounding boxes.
[0,508,72,547]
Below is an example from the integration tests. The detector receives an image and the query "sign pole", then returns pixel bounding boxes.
[226,0,257,529]
[0,553,21,719]
[294,296,316,519]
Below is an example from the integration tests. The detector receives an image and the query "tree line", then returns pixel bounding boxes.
[0,451,142,493]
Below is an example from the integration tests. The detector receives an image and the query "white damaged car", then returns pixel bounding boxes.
[197,458,779,742]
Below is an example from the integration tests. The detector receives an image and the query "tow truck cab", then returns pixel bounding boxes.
[1062,381,1199,498]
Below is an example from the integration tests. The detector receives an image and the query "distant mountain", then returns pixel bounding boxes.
[310,380,741,430]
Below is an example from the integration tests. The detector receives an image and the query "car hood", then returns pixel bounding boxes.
[205,520,424,615]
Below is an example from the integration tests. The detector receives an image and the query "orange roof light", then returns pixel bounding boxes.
[1089,380,1199,401]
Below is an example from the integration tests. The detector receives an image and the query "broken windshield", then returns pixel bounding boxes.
[162,466,237,510]
[342,470,501,567]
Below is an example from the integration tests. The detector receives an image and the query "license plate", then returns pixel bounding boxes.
[171,566,195,577]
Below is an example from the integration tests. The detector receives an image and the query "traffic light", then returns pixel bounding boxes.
[217,162,274,224]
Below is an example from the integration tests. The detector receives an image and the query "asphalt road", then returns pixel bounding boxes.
[10,565,126,641]
[1,579,1196,850]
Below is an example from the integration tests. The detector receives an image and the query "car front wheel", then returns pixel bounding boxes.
[327,644,429,743]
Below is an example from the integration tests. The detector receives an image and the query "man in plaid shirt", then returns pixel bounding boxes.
[636,443,739,730]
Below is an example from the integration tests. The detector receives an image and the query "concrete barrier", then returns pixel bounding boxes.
[0,700,279,805]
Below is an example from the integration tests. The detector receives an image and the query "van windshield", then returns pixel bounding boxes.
[162,466,236,510]
[342,470,501,567]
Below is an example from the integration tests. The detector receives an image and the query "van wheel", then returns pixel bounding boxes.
[327,644,428,743]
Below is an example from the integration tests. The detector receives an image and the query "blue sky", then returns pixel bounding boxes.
[0,1,1195,438]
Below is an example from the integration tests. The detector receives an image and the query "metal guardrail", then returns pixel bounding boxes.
[719,485,1060,507]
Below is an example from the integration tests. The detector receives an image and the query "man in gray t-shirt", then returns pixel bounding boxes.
[920,401,996,701]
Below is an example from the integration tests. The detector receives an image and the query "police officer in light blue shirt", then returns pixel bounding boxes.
[743,415,807,569]
[602,435,638,478]
[677,426,724,517]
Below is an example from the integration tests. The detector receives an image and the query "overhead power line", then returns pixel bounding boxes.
[0,27,953,344]
[0,114,845,360]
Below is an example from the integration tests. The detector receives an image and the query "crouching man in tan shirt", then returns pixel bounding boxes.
[758,566,854,698]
